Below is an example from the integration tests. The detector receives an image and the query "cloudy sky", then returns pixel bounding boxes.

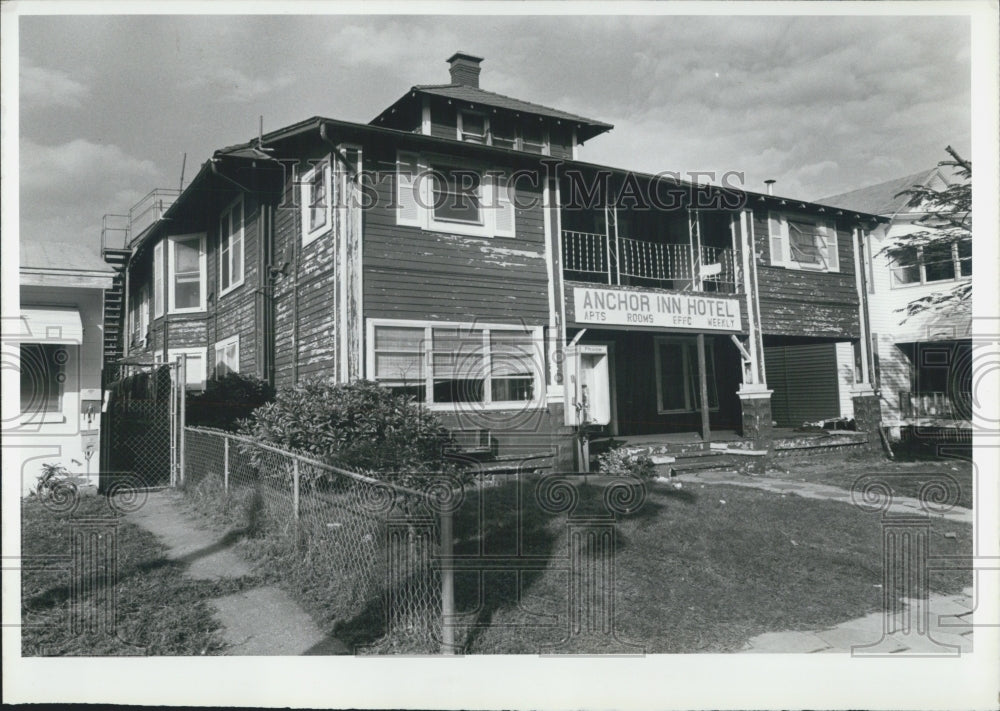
[16,10,972,251]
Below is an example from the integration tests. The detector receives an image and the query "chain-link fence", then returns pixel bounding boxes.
[182,427,456,654]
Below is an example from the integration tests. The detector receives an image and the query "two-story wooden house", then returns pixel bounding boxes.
[103,52,886,469]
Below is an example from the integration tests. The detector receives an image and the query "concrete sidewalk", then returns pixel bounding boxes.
[127,490,348,655]
[672,470,973,525]
[740,587,975,654]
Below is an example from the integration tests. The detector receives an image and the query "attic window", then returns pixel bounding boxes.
[458,111,488,144]
[491,115,517,149]
[521,122,547,155]
[767,212,839,273]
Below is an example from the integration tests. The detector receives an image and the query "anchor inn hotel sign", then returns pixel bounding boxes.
[573,287,743,332]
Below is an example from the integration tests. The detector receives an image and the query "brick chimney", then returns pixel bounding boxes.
[447,52,484,88]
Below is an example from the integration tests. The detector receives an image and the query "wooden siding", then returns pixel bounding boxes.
[363,148,550,325]
[752,208,861,339]
[271,150,342,389]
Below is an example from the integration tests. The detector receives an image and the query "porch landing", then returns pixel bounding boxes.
[594,428,872,475]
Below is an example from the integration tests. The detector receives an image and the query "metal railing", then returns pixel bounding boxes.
[182,427,458,654]
[562,230,738,293]
[101,188,181,253]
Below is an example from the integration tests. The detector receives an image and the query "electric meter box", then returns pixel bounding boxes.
[563,344,611,427]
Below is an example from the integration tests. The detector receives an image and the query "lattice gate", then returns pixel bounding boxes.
[99,358,186,492]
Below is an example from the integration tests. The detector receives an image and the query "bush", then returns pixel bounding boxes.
[238,378,460,483]
[597,445,655,480]
[186,373,276,431]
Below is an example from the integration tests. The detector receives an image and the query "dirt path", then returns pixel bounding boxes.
[127,490,348,655]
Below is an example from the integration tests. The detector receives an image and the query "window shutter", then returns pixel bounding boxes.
[768,213,785,265]
[492,174,516,238]
[396,151,422,227]
[823,224,839,272]
[153,241,164,318]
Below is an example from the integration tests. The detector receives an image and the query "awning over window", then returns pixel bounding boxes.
[19,308,84,344]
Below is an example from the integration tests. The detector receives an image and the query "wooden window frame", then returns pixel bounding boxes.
[213,334,240,377]
[653,336,719,415]
[300,156,334,246]
[219,195,245,297]
[889,239,972,289]
[395,151,516,238]
[166,233,207,314]
[767,211,840,273]
[167,346,208,390]
[366,318,545,411]
[457,110,489,145]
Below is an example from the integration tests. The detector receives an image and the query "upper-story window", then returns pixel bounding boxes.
[396,151,515,238]
[520,121,547,155]
[153,241,165,318]
[458,111,488,144]
[890,239,971,287]
[129,284,149,348]
[300,156,334,245]
[167,233,207,314]
[768,212,839,273]
[219,197,244,296]
[214,334,240,377]
[490,114,517,150]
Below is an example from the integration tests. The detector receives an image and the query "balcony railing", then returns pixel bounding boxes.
[898,391,970,420]
[562,230,738,293]
[101,188,181,253]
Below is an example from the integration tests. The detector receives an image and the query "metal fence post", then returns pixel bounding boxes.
[440,507,455,654]
[223,435,229,493]
[292,458,300,521]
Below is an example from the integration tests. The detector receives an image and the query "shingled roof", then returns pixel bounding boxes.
[817,168,940,217]
[20,238,112,274]
[372,84,613,143]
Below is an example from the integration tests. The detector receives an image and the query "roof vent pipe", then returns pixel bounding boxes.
[447,52,484,88]
[764,179,776,195]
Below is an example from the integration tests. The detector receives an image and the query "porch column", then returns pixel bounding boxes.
[736,208,773,463]
[851,227,882,454]
[696,334,711,442]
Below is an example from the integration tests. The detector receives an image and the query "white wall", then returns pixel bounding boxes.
[14,285,106,495]
[866,217,972,429]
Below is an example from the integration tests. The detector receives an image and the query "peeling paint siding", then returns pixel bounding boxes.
[271,150,342,389]
[752,210,861,339]
[362,151,549,325]
[210,195,260,377]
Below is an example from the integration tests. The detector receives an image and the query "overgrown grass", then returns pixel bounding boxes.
[770,455,975,509]
[20,495,254,656]
[178,471,972,655]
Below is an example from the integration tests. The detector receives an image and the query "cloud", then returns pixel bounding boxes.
[183,67,295,103]
[20,58,88,109]
[20,138,163,244]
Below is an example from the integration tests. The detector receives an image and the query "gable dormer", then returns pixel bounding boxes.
[371,52,613,159]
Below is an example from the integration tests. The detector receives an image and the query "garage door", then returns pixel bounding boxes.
[764,343,840,427]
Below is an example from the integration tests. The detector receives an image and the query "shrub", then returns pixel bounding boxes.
[597,445,655,480]
[238,378,460,483]
[186,373,276,431]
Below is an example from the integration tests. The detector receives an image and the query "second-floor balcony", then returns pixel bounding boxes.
[562,230,739,293]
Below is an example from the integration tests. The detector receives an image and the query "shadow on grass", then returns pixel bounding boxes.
[327,475,669,653]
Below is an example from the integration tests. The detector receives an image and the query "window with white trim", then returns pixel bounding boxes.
[457,111,488,144]
[768,212,839,272]
[129,285,149,348]
[153,241,164,318]
[167,347,207,390]
[368,320,543,409]
[395,151,516,238]
[654,337,718,414]
[889,239,971,287]
[300,157,333,245]
[219,197,244,295]
[213,335,239,377]
[167,233,207,313]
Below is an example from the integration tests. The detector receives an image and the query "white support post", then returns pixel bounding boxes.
[292,458,300,521]
[852,228,871,388]
[612,204,621,286]
[223,435,229,493]
[603,206,612,285]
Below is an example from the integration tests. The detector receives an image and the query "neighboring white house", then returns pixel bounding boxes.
[820,167,972,439]
[12,240,115,494]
